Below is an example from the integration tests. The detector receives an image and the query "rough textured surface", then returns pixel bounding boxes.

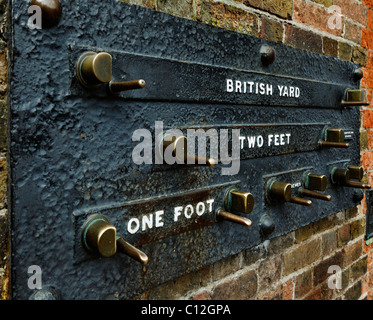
[10,0,362,300]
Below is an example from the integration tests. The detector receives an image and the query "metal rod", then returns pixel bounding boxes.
[290,196,312,207]
[117,236,149,265]
[109,79,146,93]
[216,209,252,227]
[346,180,371,189]
[320,141,349,148]
[299,188,332,201]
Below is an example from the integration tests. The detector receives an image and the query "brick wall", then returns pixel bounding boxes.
[0,0,372,300]
[0,0,9,300]
[120,0,373,300]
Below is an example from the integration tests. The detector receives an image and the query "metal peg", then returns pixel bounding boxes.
[299,188,331,201]
[109,79,146,94]
[117,236,149,265]
[216,208,252,227]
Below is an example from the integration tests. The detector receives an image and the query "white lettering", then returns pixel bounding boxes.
[128,218,140,234]
[226,79,234,92]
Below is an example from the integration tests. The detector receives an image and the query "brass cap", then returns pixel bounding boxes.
[325,129,344,143]
[306,174,327,191]
[225,188,254,214]
[268,180,292,202]
[76,52,112,88]
[82,215,117,257]
[347,166,364,180]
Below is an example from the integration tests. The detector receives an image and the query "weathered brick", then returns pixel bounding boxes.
[313,251,343,287]
[242,0,293,19]
[350,256,368,282]
[362,68,373,88]
[258,256,282,292]
[312,214,338,234]
[295,269,313,298]
[352,46,368,66]
[342,239,363,267]
[344,280,362,299]
[211,269,257,300]
[334,0,368,26]
[310,0,333,7]
[322,230,338,256]
[338,41,352,61]
[192,290,212,300]
[350,218,366,240]
[282,279,294,300]
[285,24,323,54]
[157,0,195,20]
[337,224,351,247]
[293,0,342,36]
[197,1,259,36]
[304,282,333,300]
[344,19,362,44]
[0,156,7,209]
[295,224,313,243]
[283,239,321,276]
[148,265,212,299]
[212,253,241,281]
[260,15,283,43]
[323,37,338,57]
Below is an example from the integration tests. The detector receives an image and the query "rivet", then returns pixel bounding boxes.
[260,45,276,66]
[353,68,364,81]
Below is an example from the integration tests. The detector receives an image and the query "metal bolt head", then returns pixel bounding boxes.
[260,45,276,66]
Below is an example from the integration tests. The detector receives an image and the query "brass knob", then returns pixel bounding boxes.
[224,187,254,214]
[161,134,216,166]
[216,208,252,228]
[109,79,146,94]
[82,215,117,257]
[76,52,112,88]
[82,215,149,264]
[341,89,370,106]
[331,167,371,189]
[347,165,364,180]
[305,173,327,191]
[302,173,331,201]
[320,128,349,148]
[267,180,312,206]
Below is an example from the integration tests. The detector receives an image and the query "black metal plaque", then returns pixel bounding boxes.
[10,0,363,299]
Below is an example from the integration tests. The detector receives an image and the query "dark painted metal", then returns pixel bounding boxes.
[11,0,365,299]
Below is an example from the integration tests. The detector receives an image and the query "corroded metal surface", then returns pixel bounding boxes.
[10,0,362,299]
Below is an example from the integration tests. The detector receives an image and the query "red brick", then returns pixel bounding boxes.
[362,110,373,128]
[285,24,323,54]
[361,151,373,170]
[313,251,343,287]
[367,50,373,69]
[368,9,373,30]
[304,282,333,300]
[334,0,368,26]
[293,0,342,36]
[282,279,294,300]
[192,290,212,300]
[362,28,373,50]
[363,0,373,10]
[337,224,351,247]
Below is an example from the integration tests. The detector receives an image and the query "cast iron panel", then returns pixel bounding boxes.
[10,0,364,299]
